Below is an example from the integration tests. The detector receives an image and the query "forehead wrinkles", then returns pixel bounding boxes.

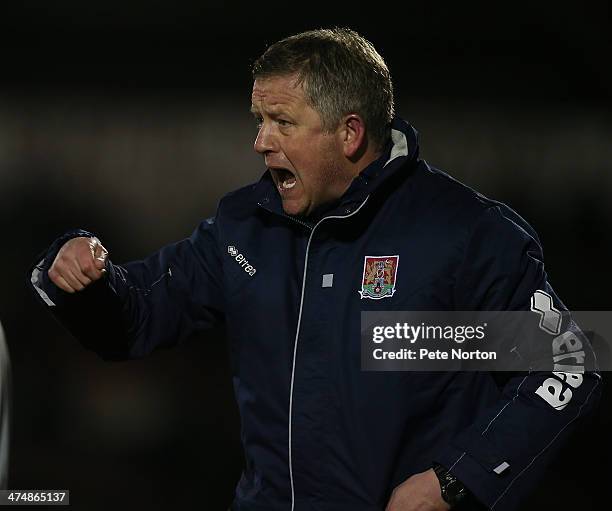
[251,78,305,112]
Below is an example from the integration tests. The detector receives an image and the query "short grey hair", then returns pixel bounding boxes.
[252,28,395,151]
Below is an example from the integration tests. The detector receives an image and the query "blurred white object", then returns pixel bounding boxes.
[0,321,10,488]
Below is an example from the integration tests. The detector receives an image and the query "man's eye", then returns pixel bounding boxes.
[254,117,263,128]
[277,119,292,127]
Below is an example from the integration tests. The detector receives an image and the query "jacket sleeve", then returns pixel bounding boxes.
[28,216,225,360]
[435,205,602,511]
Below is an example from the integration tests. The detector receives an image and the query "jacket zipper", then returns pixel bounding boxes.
[281,213,313,231]
[287,196,370,511]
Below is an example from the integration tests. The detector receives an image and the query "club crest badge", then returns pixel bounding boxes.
[359,255,399,299]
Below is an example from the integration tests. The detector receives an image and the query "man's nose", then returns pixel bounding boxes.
[254,123,277,154]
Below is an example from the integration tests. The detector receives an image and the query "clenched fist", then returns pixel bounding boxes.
[48,236,109,293]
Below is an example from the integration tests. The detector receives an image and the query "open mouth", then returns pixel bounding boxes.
[271,168,297,190]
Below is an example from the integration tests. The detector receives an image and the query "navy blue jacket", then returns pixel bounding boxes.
[30,118,601,511]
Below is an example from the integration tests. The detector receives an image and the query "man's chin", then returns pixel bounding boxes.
[281,198,308,218]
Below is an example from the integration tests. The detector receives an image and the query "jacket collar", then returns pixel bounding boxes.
[255,117,419,224]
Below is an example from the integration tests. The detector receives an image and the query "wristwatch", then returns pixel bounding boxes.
[432,462,468,508]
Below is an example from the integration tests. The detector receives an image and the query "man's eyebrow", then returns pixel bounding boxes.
[250,104,289,116]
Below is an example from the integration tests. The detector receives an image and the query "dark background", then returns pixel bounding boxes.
[1,2,610,509]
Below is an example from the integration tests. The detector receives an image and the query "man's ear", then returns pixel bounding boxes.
[339,114,367,160]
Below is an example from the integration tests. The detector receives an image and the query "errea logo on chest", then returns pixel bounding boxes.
[227,246,257,277]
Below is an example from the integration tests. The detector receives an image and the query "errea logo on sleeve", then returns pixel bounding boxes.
[227,246,257,277]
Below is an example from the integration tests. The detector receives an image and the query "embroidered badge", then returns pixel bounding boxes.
[359,255,399,299]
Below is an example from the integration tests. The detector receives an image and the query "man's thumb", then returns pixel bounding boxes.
[92,240,108,271]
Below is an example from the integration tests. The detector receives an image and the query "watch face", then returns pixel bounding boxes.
[445,480,466,505]
[435,466,466,506]
[434,464,467,506]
